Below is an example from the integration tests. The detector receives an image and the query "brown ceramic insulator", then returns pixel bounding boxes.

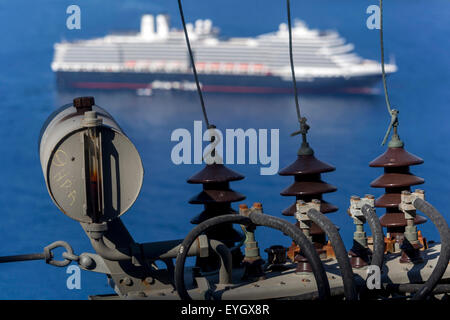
[188,164,246,269]
[294,252,313,273]
[369,147,427,239]
[348,238,371,269]
[348,250,370,268]
[399,242,423,264]
[279,155,338,247]
[188,163,245,183]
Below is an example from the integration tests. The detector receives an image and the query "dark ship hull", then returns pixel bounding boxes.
[55,71,382,94]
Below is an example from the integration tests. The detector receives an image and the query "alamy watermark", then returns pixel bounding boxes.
[171,121,279,175]
[366,5,381,30]
[66,265,81,290]
[66,5,81,30]
[366,265,381,290]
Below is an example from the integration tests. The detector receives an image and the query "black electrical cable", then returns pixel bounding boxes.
[307,208,358,301]
[177,0,211,128]
[286,0,301,123]
[361,204,385,270]
[411,198,450,300]
[379,0,392,115]
[385,283,450,295]
[174,213,331,300]
[0,253,48,263]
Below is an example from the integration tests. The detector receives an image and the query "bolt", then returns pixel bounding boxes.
[144,277,154,284]
[120,277,133,286]
[253,202,262,209]
[239,204,250,216]
[73,96,95,110]
[78,255,94,269]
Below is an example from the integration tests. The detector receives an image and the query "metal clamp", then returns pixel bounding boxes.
[349,195,375,219]
[399,190,425,219]
[294,199,320,223]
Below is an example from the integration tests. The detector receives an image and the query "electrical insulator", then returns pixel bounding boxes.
[279,154,338,270]
[188,163,245,270]
[369,146,427,254]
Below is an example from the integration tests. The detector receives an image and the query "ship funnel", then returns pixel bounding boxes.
[193,19,213,35]
[278,23,288,36]
[203,19,212,34]
[195,19,204,34]
[140,14,155,39]
[156,14,170,39]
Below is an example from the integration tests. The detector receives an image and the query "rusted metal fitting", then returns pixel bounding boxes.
[349,194,375,219]
[239,203,250,216]
[252,202,263,213]
[399,190,425,219]
[294,201,309,222]
[239,203,261,254]
[239,203,264,216]
[73,96,95,110]
[295,200,320,223]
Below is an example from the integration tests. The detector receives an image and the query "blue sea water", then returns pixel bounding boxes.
[0,0,448,299]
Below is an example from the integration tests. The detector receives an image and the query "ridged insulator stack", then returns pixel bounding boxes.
[369,146,427,253]
[188,163,246,270]
[279,154,338,262]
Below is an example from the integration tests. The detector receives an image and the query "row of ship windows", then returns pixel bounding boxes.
[59,57,340,66]
[59,50,352,59]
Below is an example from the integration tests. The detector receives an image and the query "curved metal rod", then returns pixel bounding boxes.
[90,237,203,262]
[90,237,131,261]
[361,204,385,270]
[174,214,331,301]
[307,209,358,301]
[412,198,450,300]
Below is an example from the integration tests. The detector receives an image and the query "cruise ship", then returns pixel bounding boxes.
[52,14,397,94]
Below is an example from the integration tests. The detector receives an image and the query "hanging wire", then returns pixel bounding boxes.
[379,0,402,147]
[287,0,302,124]
[286,0,313,155]
[379,0,392,115]
[177,0,211,128]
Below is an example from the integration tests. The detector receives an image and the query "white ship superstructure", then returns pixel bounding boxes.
[52,14,397,93]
